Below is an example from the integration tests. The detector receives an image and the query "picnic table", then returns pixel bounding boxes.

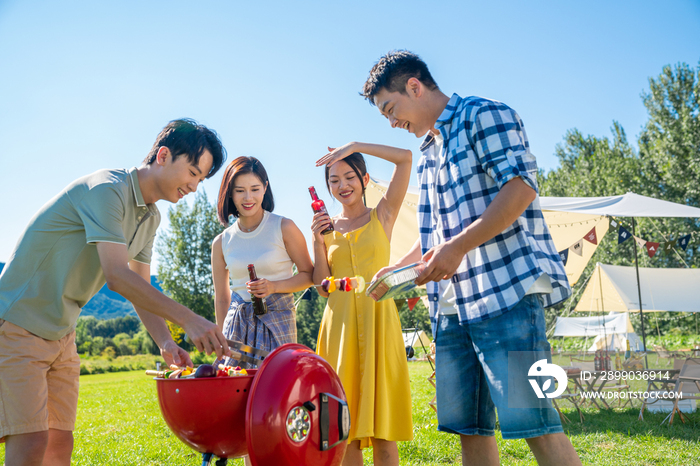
[677,348,700,357]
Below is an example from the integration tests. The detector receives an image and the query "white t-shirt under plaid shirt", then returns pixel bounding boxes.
[417,93,570,324]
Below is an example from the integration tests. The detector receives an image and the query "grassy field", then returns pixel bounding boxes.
[1,361,699,465]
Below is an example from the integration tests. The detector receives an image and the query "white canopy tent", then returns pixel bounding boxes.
[539,193,700,218]
[586,333,645,352]
[553,311,645,352]
[555,312,635,336]
[574,263,700,314]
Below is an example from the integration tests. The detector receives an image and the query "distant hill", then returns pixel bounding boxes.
[82,276,164,319]
[0,261,163,320]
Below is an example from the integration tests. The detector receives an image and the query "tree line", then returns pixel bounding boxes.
[75,315,159,357]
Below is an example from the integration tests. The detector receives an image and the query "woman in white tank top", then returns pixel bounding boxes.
[211,157,313,367]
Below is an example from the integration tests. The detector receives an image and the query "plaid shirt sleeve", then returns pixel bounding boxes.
[469,101,538,192]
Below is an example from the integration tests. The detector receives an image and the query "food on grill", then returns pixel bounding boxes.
[194,364,217,378]
[217,364,248,377]
[147,363,252,380]
[145,365,193,379]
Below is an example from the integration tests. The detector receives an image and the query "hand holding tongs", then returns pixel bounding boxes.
[225,339,270,367]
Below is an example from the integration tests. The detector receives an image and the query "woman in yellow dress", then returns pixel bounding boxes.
[311,142,413,466]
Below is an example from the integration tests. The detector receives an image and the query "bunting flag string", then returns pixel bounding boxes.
[583,227,598,245]
[407,297,421,311]
[393,297,424,311]
[559,248,570,266]
[570,239,584,256]
[618,227,632,244]
[663,240,676,255]
[645,241,660,258]
[678,234,691,250]
[557,216,697,263]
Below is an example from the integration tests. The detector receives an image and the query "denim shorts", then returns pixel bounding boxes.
[434,294,563,439]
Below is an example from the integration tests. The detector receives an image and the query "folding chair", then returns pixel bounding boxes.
[663,358,700,425]
[638,360,682,421]
[652,345,682,367]
[553,392,584,424]
[553,367,584,423]
[426,352,437,413]
[568,357,630,409]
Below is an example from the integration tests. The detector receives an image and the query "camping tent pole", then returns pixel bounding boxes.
[599,267,608,357]
[631,218,649,368]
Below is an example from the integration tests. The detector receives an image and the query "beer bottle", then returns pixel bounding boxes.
[309,187,334,235]
[247,264,268,316]
[594,350,600,371]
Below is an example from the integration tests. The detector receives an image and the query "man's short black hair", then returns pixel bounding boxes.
[361,50,439,105]
[143,119,226,178]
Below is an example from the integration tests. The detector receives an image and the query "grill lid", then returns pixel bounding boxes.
[246,343,350,466]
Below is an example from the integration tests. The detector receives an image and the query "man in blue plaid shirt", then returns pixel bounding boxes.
[362,51,581,466]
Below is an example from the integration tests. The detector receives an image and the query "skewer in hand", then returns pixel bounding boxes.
[317,275,366,294]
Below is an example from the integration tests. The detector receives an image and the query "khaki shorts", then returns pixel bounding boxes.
[0,319,80,440]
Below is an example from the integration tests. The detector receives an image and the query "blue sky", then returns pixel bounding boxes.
[1,0,699,269]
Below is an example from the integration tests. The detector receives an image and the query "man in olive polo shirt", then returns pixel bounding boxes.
[0,119,232,466]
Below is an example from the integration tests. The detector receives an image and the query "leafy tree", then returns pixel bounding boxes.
[156,190,225,323]
[75,315,159,355]
[639,61,700,208]
[539,122,641,199]
[101,346,117,361]
[294,288,326,350]
[133,327,160,355]
[77,338,92,355]
[76,316,143,345]
[167,319,190,350]
[90,336,106,356]
[113,333,133,356]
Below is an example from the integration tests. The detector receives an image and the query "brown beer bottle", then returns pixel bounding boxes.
[247,264,268,316]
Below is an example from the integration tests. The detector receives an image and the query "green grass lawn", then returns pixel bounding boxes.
[2,361,698,465]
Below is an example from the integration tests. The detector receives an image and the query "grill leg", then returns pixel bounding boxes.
[201,453,213,466]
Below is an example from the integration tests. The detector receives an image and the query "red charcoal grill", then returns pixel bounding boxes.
[154,343,350,466]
